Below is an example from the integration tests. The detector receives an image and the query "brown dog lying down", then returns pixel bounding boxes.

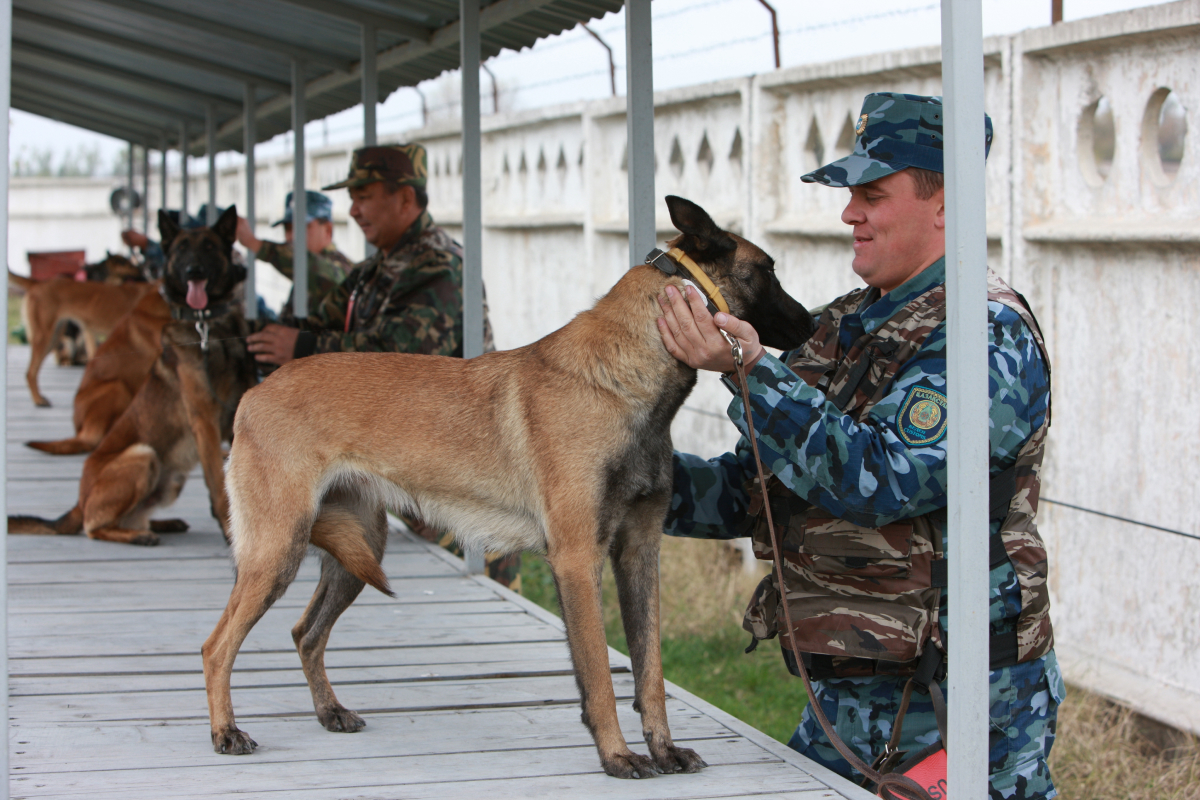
[9,207,256,545]
[9,271,158,407]
[201,196,814,779]
[27,287,171,455]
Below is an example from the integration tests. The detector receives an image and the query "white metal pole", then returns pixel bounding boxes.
[126,141,135,233]
[625,0,655,265]
[0,1,11,795]
[941,0,990,796]
[180,121,189,220]
[159,134,168,221]
[362,25,377,147]
[460,0,484,575]
[141,145,150,233]
[206,103,217,226]
[292,58,308,319]
[244,84,258,320]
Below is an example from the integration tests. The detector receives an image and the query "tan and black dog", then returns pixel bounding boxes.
[26,286,172,455]
[201,196,814,778]
[9,207,256,545]
[10,264,157,407]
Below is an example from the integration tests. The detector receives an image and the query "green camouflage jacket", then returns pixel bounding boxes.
[294,210,494,357]
[255,240,352,322]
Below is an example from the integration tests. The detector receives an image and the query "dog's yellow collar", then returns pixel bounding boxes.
[645,247,730,315]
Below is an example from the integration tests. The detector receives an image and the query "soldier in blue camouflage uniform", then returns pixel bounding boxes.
[656,93,1064,799]
[235,190,353,322]
[245,144,518,589]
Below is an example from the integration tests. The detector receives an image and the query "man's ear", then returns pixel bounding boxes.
[934,196,946,231]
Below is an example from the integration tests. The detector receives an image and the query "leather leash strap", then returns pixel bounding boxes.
[729,350,934,800]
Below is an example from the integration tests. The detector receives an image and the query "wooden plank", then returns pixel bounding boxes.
[7,700,731,772]
[8,673,635,724]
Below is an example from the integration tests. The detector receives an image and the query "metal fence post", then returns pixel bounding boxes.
[941,0,990,796]
[625,0,655,266]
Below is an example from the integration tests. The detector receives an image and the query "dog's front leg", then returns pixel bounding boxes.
[611,512,707,774]
[177,362,230,538]
[549,538,660,779]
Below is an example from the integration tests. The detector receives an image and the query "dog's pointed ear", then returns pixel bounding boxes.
[666,195,736,256]
[214,205,238,245]
[158,209,180,251]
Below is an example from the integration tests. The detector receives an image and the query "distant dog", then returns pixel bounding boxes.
[201,196,814,778]
[52,254,151,367]
[9,207,256,545]
[26,286,171,455]
[10,268,157,407]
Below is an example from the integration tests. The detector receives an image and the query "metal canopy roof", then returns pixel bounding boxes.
[12,0,623,154]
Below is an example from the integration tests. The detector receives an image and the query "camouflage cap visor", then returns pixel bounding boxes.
[323,144,428,191]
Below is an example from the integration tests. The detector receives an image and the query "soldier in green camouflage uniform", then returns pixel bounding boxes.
[237,190,352,322]
[656,94,1063,799]
[247,144,517,588]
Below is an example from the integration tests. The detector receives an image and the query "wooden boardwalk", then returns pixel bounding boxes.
[5,346,869,800]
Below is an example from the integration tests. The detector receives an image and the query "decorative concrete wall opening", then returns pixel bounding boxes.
[669,135,685,178]
[834,113,856,160]
[728,127,743,171]
[804,117,825,172]
[1079,95,1116,185]
[1142,87,1187,185]
[697,132,714,176]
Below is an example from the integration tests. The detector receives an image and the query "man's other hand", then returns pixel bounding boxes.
[247,323,300,365]
[236,217,262,253]
[657,283,765,373]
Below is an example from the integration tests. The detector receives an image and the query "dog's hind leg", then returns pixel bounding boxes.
[24,302,57,407]
[81,444,162,546]
[548,521,660,779]
[203,518,310,755]
[611,501,706,775]
[294,490,390,734]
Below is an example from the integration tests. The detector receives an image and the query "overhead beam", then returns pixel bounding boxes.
[11,93,156,144]
[14,8,291,92]
[276,0,433,42]
[13,40,243,111]
[12,68,207,125]
[90,0,352,73]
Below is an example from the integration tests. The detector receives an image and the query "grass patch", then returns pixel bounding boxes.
[519,537,808,745]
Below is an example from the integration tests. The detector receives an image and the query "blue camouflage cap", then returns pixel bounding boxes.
[801,92,993,187]
[273,190,334,227]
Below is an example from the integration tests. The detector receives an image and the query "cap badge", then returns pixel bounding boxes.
[856,114,869,136]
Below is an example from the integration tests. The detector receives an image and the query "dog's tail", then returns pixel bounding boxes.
[309,506,394,597]
[8,270,36,293]
[8,506,84,536]
[25,437,94,456]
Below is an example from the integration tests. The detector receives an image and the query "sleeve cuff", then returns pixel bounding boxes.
[293,330,317,359]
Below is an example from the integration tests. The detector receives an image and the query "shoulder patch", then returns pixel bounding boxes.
[896,384,948,447]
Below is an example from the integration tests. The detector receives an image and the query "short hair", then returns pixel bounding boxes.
[908,167,944,201]
[382,180,429,209]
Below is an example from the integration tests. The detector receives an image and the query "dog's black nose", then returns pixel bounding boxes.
[184,265,206,281]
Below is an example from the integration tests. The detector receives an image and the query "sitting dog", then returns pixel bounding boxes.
[201,197,814,778]
[9,207,256,545]
[10,268,158,407]
[26,287,172,455]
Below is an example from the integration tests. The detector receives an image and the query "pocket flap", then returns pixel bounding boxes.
[802,515,914,560]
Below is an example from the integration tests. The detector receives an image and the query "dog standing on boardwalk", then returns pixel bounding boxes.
[9,207,256,545]
[202,196,814,778]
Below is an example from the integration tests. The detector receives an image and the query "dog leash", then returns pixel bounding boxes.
[725,335,935,800]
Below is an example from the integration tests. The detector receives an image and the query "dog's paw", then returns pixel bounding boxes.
[130,532,161,546]
[318,706,366,733]
[601,750,662,779]
[212,728,257,755]
[650,743,707,774]
[33,398,51,408]
[149,518,189,533]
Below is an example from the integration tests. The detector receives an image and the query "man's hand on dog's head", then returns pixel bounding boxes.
[247,324,300,365]
[657,283,765,374]
[236,217,263,253]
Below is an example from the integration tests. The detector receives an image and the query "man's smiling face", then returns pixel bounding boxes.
[840,169,946,294]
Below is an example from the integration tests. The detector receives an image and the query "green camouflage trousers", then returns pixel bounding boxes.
[403,516,522,592]
[787,651,1065,799]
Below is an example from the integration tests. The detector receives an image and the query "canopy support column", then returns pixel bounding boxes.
[244,84,258,320]
[0,1,12,794]
[141,145,150,234]
[126,141,135,233]
[461,0,484,575]
[941,0,989,796]
[206,103,217,225]
[180,121,189,219]
[361,25,377,146]
[625,0,655,265]
[291,58,307,319]
[159,133,168,223]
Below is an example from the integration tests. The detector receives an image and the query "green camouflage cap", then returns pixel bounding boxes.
[322,143,428,191]
[801,92,993,187]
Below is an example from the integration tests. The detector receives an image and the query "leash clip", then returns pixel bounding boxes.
[195,320,210,353]
[722,330,743,367]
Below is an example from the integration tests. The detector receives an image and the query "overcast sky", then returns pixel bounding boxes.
[9,0,1167,172]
